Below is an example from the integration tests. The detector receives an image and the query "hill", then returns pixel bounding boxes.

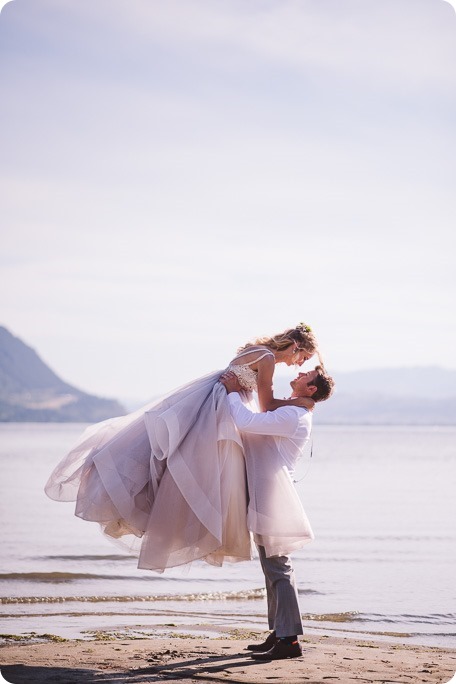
[0,326,125,422]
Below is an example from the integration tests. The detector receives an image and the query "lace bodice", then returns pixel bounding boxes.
[228,364,258,391]
[228,348,275,392]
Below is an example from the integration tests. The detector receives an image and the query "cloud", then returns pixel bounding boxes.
[5,1,456,93]
[97,0,456,91]
[0,1,14,13]
[441,0,456,12]
[1,0,455,396]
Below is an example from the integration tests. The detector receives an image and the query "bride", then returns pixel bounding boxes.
[45,323,320,571]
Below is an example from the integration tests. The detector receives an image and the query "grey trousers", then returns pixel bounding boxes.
[258,545,303,638]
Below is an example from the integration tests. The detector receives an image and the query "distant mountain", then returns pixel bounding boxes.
[314,392,456,425]
[0,326,125,422]
[2,324,455,425]
[274,367,456,425]
[328,366,456,400]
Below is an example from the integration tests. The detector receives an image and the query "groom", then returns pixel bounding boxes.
[220,366,334,660]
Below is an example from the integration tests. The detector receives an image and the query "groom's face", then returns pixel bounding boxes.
[291,369,318,396]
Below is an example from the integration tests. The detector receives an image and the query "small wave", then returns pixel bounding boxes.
[302,612,456,627]
[298,557,423,564]
[32,555,136,562]
[345,612,456,626]
[322,534,455,542]
[400,613,456,625]
[1,587,266,605]
[0,571,244,585]
[298,588,324,596]
[0,572,141,583]
[303,611,360,623]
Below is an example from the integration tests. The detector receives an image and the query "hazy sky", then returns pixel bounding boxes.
[1,0,455,400]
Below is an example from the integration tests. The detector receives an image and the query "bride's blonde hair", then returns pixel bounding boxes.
[238,323,322,363]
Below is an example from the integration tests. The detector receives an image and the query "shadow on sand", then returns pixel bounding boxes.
[1,651,269,683]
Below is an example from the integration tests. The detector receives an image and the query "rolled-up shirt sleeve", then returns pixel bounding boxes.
[227,393,301,437]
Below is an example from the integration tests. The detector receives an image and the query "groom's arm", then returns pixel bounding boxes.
[226,392,302,437]
[220,370,307,438]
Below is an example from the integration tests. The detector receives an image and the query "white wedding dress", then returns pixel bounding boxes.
[45,349,313,571]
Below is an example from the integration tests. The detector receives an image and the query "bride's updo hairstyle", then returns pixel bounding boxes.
[238,322,320,360]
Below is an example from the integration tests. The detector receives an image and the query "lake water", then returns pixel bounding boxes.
[0,423,455,647]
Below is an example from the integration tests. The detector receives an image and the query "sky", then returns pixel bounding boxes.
[1,0,455,401]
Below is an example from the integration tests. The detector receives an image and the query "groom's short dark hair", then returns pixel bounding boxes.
[311,366,335,402]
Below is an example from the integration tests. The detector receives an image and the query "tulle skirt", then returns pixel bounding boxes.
[45,370,313,571]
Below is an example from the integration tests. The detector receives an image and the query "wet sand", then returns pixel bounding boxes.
[1,629,455,684]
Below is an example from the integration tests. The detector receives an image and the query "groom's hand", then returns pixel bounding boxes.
[220,371,243,393]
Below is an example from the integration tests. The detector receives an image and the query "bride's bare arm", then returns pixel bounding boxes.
[256,357,315,412]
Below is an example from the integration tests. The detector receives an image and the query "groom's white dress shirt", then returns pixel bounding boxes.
[227,393,312,478]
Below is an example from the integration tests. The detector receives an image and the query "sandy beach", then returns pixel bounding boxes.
[1,628,455,684]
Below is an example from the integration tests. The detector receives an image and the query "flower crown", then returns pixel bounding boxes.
[297,322,312,334]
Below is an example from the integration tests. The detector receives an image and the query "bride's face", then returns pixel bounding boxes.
[294,349,312,366]
[285,344,312,367]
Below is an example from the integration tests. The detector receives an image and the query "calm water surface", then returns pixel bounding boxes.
[0,423,455,646]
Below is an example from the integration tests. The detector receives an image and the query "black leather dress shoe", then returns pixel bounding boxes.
[250,639,303,660]
[247,630,277,652]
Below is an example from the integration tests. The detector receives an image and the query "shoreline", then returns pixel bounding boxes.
[2,606,453,650]
[1,628,455,684]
